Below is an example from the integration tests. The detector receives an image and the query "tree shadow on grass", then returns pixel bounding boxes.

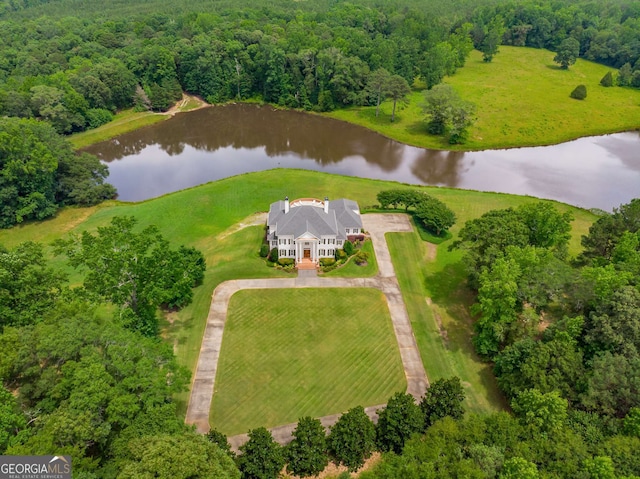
[425,262,476,356]
[406,120,428,136]
[426,262,509,410]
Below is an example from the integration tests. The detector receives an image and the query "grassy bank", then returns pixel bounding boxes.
[210,288,405,435]
[69,94,209,149]
[0,170,597,415]
[327,46,640,150]
[69,109,167,149]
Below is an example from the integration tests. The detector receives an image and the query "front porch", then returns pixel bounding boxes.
[295,236,319,265]
[296,258,317,270]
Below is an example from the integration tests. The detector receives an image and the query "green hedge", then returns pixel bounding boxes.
[320,258,336,267]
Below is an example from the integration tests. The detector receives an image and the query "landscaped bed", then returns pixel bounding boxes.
[210,288,406,435]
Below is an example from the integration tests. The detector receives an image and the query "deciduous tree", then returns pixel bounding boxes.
[327,406,375,472]
[0,241,66,329]
[386,74,411,122]
[511,389,568,433]
[420,377,466,428]
[414,195,456,235]
[376,392,423,453]
[499,457,539,479]
[237,427,285,479]
[472,256,521,357]
[554,37,580,69]
[480,16,506,62]
[118,433,240,479]
[207,428,235,458]
[366,68,391,117]
[53,216,206,336]
[422,84,476,143]
[286,417,328,477]
[0,386,25,454]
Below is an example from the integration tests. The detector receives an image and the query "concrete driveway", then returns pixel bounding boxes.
[185,213,429,446]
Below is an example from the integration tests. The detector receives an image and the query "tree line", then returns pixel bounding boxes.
[2,0,638,140]
[0,2,475,132]
[204,377,465,479]
[0,117,115,228]
[474,0,640,86]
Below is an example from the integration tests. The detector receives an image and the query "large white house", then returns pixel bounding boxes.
[267,197,363,265]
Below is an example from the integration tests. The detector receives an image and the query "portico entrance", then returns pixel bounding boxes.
[303,249,311,259]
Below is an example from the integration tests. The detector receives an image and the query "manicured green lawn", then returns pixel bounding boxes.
[326,46,640,150]
[164,225,291,414]
[210,288,406,435]
[323,239,378,278]
[388,231,505,414]
[0,170,596,417]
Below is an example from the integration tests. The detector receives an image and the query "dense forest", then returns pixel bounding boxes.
[0,0,639,138]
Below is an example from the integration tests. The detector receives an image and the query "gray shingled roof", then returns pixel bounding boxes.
[267,198,362,240]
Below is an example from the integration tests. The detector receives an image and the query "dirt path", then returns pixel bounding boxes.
[217,212,267,240]
[164,93,210,117]
[185,214,429,448]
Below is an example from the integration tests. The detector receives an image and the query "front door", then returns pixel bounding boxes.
[303,249,311,259]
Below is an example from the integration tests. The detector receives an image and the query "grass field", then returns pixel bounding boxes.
[210,288,406,435]
[0,169,597,415]
[69,109,168,149]
[327,46,640,150]
[388,231,506,413]
[323,239,378,278]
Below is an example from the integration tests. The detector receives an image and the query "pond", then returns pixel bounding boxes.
[84,104,640,211]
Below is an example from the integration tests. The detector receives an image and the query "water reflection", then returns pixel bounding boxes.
[410,150,467,185]
[84,104,640,210]
[89,105,405,170]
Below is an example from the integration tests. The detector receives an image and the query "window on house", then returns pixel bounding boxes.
[280,249,286,256]
[353,228,359,234]
[346,229,350,234]
[329,249,334,255]
[289,250,294,256]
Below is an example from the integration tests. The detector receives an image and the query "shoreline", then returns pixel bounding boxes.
[70,96,639,153]
[69,93,210,150]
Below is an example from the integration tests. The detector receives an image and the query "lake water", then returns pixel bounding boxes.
[84,104,640,211]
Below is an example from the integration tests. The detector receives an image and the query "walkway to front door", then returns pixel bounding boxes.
[297,257,316,270]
